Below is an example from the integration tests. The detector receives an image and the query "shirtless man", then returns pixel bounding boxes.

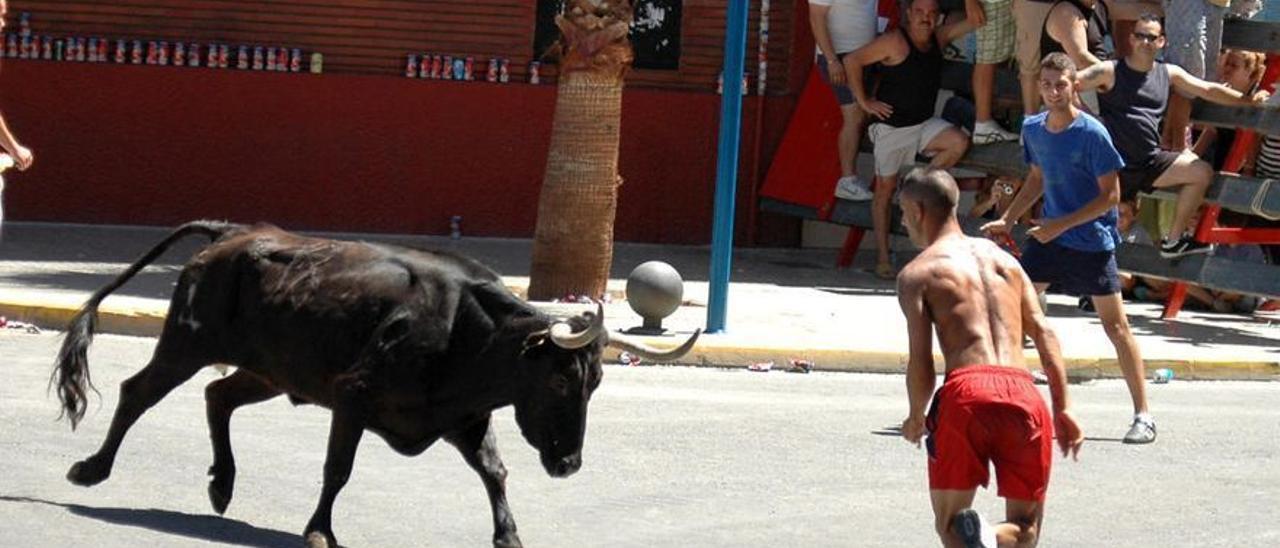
[897,167,1083,547]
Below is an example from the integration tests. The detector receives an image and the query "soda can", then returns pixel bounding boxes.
[528,61,540,84]
[265,47,276,71]
[53,38,63,61]
[75,37,87,62]
[19,35,30,59]
[44,36,54,60]
[429,55,442,79]
[289,48,301,72]
[276,48,288,71]
[405,54,417,78]
[88,38,100,62]
[186,43,199,67]
[218,44,229,68]
[1152,368,1174,384]
[97,38,108,62]
[498,58,510,83]
[236,45,248,69]
[441,55,453,80]
[172,42,185,66]
[157,41,169,65]
[130,40,143,64]
[486,58,498,82]
[418,53,430,78]
[309,52,323,74]
[463,56,474,80]
[252,46,264,70]
[452,57,465,80]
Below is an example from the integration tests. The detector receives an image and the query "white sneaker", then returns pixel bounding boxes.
[834,175,873,201]
[972,120,1019,145]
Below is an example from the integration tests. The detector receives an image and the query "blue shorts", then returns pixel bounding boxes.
[817,53,876,107]
[1020,240,1121,297]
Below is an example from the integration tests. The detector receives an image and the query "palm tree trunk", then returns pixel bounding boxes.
[528,0,633,301]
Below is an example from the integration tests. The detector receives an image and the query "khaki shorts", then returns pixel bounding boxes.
[868,118,956,177]
[976,0,1016,64]
[1014,0,1055,78]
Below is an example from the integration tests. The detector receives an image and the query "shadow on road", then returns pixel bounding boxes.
[0,494,302,547]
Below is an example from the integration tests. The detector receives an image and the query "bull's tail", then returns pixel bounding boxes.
[52,220,242,430]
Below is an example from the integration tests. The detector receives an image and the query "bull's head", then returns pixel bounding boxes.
[515,303,699,478]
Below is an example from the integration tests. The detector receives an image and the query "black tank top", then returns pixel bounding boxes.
[1040,0,1111,61]
[878,28,942,128]
[1097,60,1169,167]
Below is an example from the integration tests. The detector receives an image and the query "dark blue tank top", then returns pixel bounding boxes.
[878,28,942,128]
[1097,60,1169,167]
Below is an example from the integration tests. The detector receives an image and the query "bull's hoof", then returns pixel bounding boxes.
[207,466,235,515]
[66,458,111,486]
[304,531,336,548]
[494,532,523,548]
[207,479,233,515]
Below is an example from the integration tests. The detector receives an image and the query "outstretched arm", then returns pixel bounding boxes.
[1169,64,1268,106]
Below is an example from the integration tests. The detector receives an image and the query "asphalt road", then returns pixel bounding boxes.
[2,331,1278,547]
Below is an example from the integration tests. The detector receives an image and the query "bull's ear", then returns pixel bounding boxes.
[521,329,549,358]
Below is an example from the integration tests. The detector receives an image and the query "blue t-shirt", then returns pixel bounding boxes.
[1022,112,1125,252]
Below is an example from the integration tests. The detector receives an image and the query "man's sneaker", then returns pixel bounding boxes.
[834,175,873,201]
[1123,415,1157,444]
[951,508,997,548]
[972,120,1019,145]
[1160,234,1214,259]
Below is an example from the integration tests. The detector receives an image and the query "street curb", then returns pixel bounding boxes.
[4,292,1276,382]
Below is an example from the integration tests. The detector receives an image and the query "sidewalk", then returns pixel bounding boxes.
[1,222,1277,380]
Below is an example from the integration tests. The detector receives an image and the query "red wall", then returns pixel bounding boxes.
[0,61,798,245]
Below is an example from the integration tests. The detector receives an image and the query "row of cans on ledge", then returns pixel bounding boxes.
[406,54,542,84]
[3,34,322,73]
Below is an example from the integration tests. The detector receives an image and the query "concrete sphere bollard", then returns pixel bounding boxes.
[626,261,684,333]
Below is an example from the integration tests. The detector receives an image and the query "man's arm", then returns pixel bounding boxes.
[1029,171,1119,242]
[0,112,33,170]
[808,2,846,86]
[935,13,977,45]
[1169,64,1267,106]
[1045,5,1104,71]
[1003,165,1046,224]
[844,34,902,120]
[1074,59,1115,92]
[897,268,936,445]
[1016,262,1082,458]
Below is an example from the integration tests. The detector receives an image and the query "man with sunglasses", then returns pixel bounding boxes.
[1076,13,1267,259]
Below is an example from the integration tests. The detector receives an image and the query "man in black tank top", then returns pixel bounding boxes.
[841,0,973,279]
[1076,13,1266,258]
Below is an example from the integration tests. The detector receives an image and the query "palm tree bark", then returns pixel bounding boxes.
[528,0,633,301]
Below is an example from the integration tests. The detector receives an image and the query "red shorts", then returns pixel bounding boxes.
[925,365,1054,501]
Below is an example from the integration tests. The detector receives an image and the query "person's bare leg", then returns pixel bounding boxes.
[1151,153,1214,240]
[925,128,971,169]
[1090,293,1148,415]
[873,173,898,270]
[931,489,979,547]
[1020,69,1041,115]
[1002,498,1044,547]
[975,63,997,123]
[839,104,866,179]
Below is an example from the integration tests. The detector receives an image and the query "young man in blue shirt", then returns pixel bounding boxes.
[983,52,1156,445]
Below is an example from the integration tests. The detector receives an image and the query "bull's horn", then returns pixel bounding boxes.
[605,329,701,362]
[548,303,606,349]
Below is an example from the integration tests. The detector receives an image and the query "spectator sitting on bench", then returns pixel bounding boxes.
[1074,13,1268,259]
[844,0,973,279]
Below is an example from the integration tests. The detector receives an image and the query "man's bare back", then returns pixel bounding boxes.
[899,233,1033,373]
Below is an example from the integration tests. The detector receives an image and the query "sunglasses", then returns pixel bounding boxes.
[1133,31,1161,43]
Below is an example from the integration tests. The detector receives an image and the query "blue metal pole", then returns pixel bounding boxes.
[707,0,749,333]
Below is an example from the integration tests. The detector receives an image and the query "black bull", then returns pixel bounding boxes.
[52,221,698,548]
